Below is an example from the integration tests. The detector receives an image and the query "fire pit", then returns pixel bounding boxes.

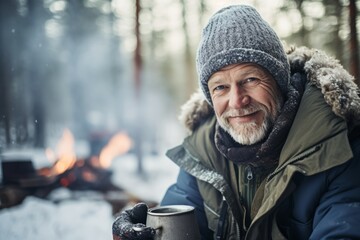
[0,155,135,214]
[0,129,144,214]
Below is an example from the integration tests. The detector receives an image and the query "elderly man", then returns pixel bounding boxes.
[113,5,360,240]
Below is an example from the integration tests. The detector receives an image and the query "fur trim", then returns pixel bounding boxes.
[287,46,360,121]
[178,89,213,134]
[180,46,360,133]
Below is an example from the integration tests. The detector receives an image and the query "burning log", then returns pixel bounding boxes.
[55,157,121,192]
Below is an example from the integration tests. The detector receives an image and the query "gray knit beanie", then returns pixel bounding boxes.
[196,5,290,104]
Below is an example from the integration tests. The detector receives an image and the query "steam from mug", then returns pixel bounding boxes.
[146,205,201,240]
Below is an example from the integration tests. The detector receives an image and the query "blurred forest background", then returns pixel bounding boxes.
[0,0,359,169]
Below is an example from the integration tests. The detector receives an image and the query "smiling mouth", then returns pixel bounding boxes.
[231,110,259,118]
[228,111,259,123]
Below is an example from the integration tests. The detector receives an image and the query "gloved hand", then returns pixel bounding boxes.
[112,203,156,240]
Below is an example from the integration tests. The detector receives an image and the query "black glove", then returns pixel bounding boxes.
[112,203,156,240]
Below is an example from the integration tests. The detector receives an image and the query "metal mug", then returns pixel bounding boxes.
[146,205,201,240]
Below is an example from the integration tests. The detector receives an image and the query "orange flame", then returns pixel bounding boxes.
[97,132,132,168]
[51,129,77,175]
[45,148,57,164]
[44,129,131,176]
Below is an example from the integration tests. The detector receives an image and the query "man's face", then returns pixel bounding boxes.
[208,63,283,145]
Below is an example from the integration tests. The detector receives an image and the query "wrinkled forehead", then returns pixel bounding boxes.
[210,63,275,80]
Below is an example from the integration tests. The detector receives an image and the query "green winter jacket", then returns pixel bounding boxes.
[163,47,360,239]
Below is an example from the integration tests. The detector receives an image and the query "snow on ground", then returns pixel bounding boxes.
[110,152,179,203]
[0,148,180,240]
[0,191,113,240]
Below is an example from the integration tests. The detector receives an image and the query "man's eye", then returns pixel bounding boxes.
[213,85,226,91]
[245,77,258,83]
[243,78,260,86]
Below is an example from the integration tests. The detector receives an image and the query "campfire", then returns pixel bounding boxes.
[0,128,137,213]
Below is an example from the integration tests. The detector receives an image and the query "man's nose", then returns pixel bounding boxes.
[228,87,249,108]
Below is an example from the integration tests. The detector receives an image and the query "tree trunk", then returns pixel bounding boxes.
[0,1,15,147]
[134,0,143,174]
[297,0,310,46]
[349,0,359,85]
[333,0,344,63]
[27,0,49,148]
[180,0,196,99]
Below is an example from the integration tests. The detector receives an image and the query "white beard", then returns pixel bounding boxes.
[217,103,280,145]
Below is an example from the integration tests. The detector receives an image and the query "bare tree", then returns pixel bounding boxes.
[134,0,144,174]
[294,0,310,46]
[26,0,49,148]
[0,1,16,147]
[198,0,206,27]
[325,0,344,63]
[349,0,359,85]
[180,0,196,99]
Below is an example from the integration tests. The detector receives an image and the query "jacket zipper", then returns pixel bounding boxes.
[246,165,254,181]
[242,165,256,231]
[244,165,255,210]
[216,197,228,240]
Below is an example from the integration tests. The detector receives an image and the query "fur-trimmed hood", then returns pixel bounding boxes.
[179,46,360,134]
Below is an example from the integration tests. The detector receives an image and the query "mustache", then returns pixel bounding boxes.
[222,104,266,118]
